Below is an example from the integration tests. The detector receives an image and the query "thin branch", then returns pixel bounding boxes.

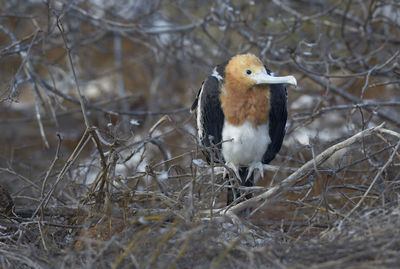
[56,18,91,129]
[221,124,387,217]
[303,73,400,127]
[346,140,400,217]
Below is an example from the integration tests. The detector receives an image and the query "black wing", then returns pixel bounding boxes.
[192,75,225,163]
[262,84,288,164]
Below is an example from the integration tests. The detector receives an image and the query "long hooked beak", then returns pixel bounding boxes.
[254,71,297,87]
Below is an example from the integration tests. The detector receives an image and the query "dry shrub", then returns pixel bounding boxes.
[1,0,399,268]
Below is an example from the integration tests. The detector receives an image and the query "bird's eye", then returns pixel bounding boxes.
[246,69,252,75]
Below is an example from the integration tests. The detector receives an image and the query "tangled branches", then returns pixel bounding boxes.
[0,0,399,268]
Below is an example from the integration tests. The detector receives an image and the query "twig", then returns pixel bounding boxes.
[56,18,91,129]
[33,71,189,116]
[303,73,400,127]
[40,134,62,217]
[222,124,386,217]
[31,130,91,219]
[0,168,40,191]
[346,140,400,218]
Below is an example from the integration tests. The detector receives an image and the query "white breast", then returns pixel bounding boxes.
[221,120,271,166]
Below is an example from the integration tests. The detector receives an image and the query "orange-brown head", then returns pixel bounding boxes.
[224,53,296,92]
[220,53,296,126]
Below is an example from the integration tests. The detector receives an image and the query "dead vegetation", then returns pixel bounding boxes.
[1,0,400,268]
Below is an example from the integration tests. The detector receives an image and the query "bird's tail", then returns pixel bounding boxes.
[226,167,254,205]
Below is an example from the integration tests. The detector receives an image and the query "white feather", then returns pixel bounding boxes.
[211,67,223,81]
[196,83,205,141]
[221,120,270,165]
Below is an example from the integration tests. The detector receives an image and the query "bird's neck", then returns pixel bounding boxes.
[220,85,270,126]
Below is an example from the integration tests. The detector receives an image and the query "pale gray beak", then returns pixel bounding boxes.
[253,71,297,87]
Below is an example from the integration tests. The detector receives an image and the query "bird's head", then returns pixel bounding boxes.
[224,53,297,92]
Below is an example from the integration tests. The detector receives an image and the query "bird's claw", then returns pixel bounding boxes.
[247,162,264,180]
[223,162,241,182]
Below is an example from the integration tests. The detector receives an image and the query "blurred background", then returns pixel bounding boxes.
[0,0,399,268]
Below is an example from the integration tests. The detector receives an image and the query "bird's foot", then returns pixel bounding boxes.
[223,162,241,182]
[247,162,264,180]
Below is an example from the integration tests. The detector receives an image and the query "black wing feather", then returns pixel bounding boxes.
[192,75,225,163]
[190,83,201,113]
[262,84,288,164]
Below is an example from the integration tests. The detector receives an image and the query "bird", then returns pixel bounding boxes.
[191,53,296,205]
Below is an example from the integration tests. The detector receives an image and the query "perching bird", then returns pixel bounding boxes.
[191,53,296,205]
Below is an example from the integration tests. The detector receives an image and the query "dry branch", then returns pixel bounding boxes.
[215,124,399,221]
[1,1,400,268]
